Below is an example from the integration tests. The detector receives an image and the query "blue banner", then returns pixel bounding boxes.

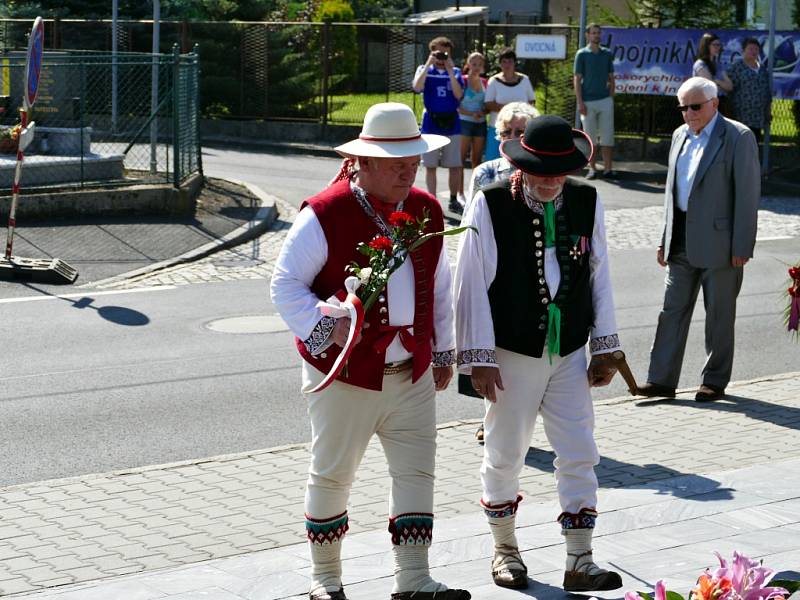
[602,28,800,99]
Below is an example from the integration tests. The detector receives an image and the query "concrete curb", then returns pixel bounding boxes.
[84,177,279,289]
[203,136,341,159]
[2,370,796,494]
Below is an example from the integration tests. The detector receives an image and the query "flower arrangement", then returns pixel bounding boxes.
[786,263,800,337]
[626,552,797,600]
[0,124,21,154]
[347,209,473,313]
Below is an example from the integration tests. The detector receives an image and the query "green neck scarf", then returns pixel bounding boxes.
[547,302,561,363]
[543,201,556,248]
[543,201,558,360]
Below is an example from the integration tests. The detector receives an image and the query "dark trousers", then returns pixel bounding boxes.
[647,249,743,389]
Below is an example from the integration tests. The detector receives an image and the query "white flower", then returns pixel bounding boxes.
[358,267,372,284]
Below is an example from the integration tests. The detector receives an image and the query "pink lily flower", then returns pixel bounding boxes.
[713,551,789,600]
[626,579,667,600]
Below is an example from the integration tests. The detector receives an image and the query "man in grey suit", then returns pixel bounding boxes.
[638,77,760,402]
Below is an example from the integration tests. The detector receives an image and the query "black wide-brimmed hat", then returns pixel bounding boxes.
[500,115,594,176]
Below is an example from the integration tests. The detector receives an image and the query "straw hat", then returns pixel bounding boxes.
[335,102,449,158]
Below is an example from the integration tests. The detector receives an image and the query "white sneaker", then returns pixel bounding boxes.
[585,168,597,180]
[456,192,467,208]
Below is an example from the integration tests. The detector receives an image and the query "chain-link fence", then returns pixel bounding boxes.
[1,27,200,190]
[3,17,797,173]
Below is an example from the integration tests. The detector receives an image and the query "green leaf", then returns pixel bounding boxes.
[772,580,800,594]
[407,226,478,252]
[638,592,654,600]
[666,590,687,600]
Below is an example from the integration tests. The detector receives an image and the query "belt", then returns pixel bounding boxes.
[384,359,412,375]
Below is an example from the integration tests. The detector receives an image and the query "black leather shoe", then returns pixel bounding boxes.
[475,423,484,444]
[391,590,471,599]
[695,383,725,402]
[310,589,347,600]
[563,569,623,591]
[637,382,676,398]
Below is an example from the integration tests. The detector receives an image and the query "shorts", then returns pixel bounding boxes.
[423,134,462,168]
[459,119,487,138]
[581,96,614,147]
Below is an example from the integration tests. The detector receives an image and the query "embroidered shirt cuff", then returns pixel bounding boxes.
[432,350,456,367]
[590,333,621,355]
[304,316,337,355]
[457,349,498,372]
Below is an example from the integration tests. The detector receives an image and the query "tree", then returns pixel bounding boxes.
[613,0,739,28]
[313,0,357,93]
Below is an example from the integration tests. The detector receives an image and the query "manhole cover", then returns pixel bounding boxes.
[206,315,288,334]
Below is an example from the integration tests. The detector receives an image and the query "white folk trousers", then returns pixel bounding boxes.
[302,361,437,520]
[481,347,599,514]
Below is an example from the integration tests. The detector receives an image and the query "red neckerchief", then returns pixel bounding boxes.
[367,195,399,222]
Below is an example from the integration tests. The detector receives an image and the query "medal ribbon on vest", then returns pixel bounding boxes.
[306,276,365,393]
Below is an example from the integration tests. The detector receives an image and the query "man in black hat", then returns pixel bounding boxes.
[454,115,624,592]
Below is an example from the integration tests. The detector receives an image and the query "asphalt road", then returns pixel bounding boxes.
[201,144,667,211]
[0,146,796,487]
[1,236,797,487]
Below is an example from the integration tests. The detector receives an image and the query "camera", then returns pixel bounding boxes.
[433,51,448,60]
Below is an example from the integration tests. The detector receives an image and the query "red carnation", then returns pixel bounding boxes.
[368,236,393,253]
[389,211,414,227]
[789,266,800,280]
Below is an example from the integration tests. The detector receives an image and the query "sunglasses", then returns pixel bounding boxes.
[677,98,713,112]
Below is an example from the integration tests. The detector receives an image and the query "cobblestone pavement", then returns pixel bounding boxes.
[95,196,800,291]
[1,372,798,596]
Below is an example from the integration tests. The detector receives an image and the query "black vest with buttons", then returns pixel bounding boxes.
[484,178,597,359]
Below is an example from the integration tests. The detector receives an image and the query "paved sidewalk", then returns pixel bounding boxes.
[1,372,799,597]
[94,195,800,291]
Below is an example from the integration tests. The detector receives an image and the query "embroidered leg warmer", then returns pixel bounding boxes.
[483,495,527,589]
[306,511,349,596]
[389,513,446,594]
[559,509,621,591]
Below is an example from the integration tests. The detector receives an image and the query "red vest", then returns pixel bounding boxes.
[295,180,444,391]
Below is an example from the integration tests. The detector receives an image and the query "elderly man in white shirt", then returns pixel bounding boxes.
[638,77,760,402]
[455,115,624,593]
[271,103,471,600]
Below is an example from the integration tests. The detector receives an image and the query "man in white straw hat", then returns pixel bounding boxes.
[270,102,471,600]
[455,115,625,592]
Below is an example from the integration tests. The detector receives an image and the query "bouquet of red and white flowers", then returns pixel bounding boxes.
[347,208,473,313]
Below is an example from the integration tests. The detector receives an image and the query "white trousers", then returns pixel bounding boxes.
[481,347,599,513]
[302,361,437,520]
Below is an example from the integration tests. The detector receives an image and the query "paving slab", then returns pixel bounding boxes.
[0,372,798,598]
[14,458,799,600]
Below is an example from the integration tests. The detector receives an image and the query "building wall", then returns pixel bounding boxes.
[416,0,547,23]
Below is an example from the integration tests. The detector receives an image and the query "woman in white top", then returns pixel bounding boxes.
[693,33,733,93]
[483,47,536,161]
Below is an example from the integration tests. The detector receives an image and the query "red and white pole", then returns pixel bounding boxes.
[4,109,28,260]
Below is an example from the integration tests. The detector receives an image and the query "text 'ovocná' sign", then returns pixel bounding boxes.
[516,35,567,60]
